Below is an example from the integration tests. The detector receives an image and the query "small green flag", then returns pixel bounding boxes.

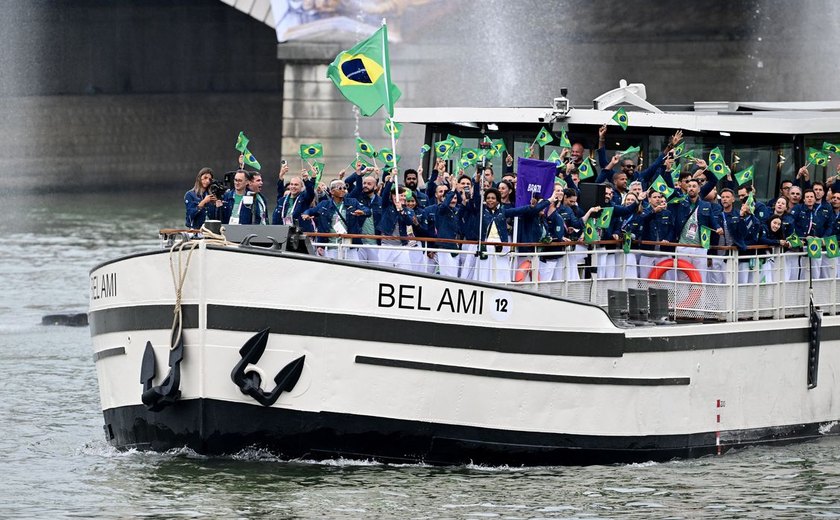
[824,236,840,258]
[681,149,696,161]
[670,193,688,203]
[806,236,822,258]
[312,161,325,184]
[300,143,324,159]
[822,142,840,154]
[383,118,403,139]
[673,141,685,157]
[420,144,431,157]
[577,157,595,180]
[491,138,507,154]
[745,192,755,213]
[446,134,463,150]
[621,145,641,156]
[612,107,629,130]
[435,139,454,159]
[349,156,373,171]
[700,226,713,250]
[404,188,414,201]
[235,131,250,153]
[622,231,632,254]
[597,207,614,229]
[555,176,567,188]
[325,25,401,117]
[709,158,728,180]
[535,127,554,147]
[787,232,802,248]
[379,148,400,167]
[547,150,563,165]
[671,159,681,173]
[459,157,471,170]
[559,131,572,149]
[523,146,533,159]
[808,147,830,166]
[651,175,674,198]
[242,149,261,170]
[584,218,598,244]
[734,165,754,186]
[709,147,723,164]
[356,137,376,158]
[461,148,479,164]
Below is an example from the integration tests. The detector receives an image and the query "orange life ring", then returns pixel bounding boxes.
[513,260,540,282]
[648,258,702,308]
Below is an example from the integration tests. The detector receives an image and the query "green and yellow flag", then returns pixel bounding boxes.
[621,145,641,156]
[584,218,599,244]
[349,156,373,171]
[673,141,685,157]
[597,207,614,229]
[461,148,479,165]
[326,25,401,117]
[435,139,454,159]
[623,231,632,254]
[612,107,629,130]
[446,134,464,150]
[491,138,507,155]
[535,127,554,147]
[808,147,830,166]
[709,146,723,164]
[822,142,840,154]
[523,146,533,159]
[300,143,324,159]
[242,150,261,170]
[459,157,471,170]
[383,118,403,139]
[824,235,840,258]
[420,144,431,157]
[806,236,822,258]
[651,175,674,198]
[787,232,802,248]
[235,131,250,153]
[734,165,754,186]
[356,137,376,158]
[547,150,563,165]
[709,159,728,180]
[379,148,400,167]
[559,130,572,149]
[312,161,325,184]
[745,192,756,214]
[700,226,713,250]
[577,157,595,180]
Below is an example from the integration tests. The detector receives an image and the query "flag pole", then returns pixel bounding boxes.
[381,19,399,196]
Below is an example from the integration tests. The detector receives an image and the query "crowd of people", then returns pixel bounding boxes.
[184,125,840,285]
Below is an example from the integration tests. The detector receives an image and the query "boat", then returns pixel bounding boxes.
[89,82,840,465]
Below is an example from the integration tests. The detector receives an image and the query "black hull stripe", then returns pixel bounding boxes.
[93,346,126,362]
[101,399,840,466]
[89,304,837,355]
[355,355,690,386]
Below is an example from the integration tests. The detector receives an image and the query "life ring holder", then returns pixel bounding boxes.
[648,258,702,309]
[513,260,540,282]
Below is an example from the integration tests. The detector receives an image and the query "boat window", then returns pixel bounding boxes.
[730,142,793,200]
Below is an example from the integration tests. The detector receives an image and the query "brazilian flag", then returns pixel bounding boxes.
[312,161,325,184]
[492,138,507,154]
[235,131,249,153]
[806,236,822,259]
[612,107,629,130]
[577,157,595,180]
[787,232,802,248]
[597,207,614,229]
[384,118,403,139]
[242,149,261,170]
[326,25,401,117]
[681,149,696,161]
[420,144,431,157]
[300,143,324,159]
[709,146,723,164]
[651,175,674,198]
[822,142,840,154]
[349,156,373,171]
[673,141,685,157]
[459,157,471,170]
[700,226,713,250]
[461,148,479,165]
[623,231,632,254]
[584,218,598,244]
[808,147,830,166]
[356,137,376,158]
[547,150,563,165]
[435,139,454,159]
[523,146,533,159]
[621,145,641,156]
[825,236,840,258]
[734,165,754,186]
[404,188,414,201]
[535,127,554,147]
[709,158,728,180]
[379,148,400,166]
[559,131,572,149]
[446,134,463,150]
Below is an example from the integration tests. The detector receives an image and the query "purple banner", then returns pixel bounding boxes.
[515,158,556,207]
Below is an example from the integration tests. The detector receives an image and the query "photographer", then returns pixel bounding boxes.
[184,167,224,229]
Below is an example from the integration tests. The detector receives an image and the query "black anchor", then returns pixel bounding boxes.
[139,327,184,412]
[231,328,305,407]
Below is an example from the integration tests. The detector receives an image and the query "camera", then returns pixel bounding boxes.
[209,179,227,199]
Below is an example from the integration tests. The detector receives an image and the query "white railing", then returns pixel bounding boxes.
[308,233,839,323]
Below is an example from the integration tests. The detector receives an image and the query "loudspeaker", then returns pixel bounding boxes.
[579,182,607,212]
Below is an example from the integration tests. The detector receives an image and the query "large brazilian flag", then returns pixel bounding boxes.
[326,25,402,117]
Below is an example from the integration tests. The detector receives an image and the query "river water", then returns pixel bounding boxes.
[3,192,840,518]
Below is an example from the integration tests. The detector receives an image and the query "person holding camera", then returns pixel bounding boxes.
[184,167,224,229]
